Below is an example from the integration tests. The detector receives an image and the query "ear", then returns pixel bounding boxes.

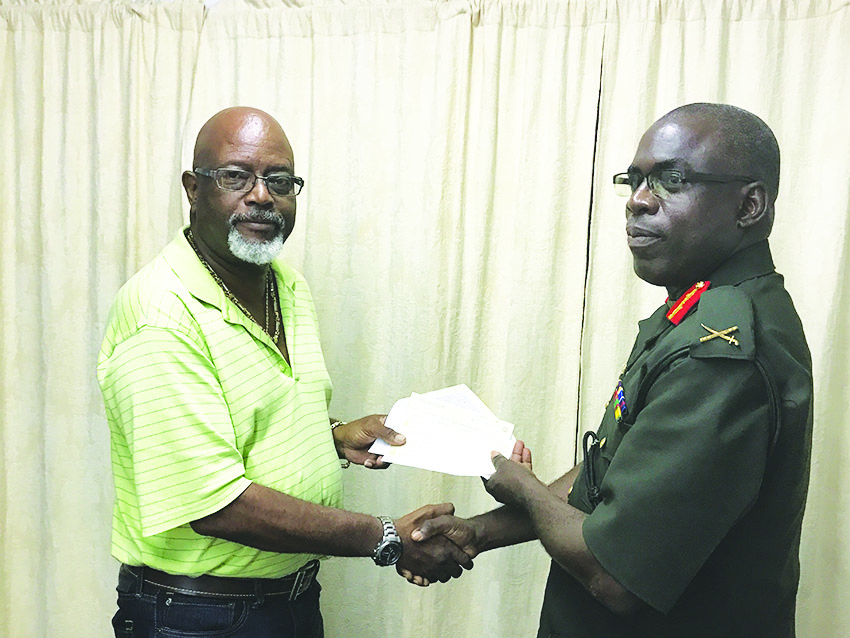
[736,181,769,229]
[182,170,198,205]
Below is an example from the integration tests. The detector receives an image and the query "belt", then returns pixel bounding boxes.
[124,560,319,601]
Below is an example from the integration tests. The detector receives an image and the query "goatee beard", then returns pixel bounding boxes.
[227,209,286,265]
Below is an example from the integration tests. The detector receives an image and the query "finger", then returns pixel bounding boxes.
[412,502,454,520]
[438,563,462,582]
[510,440,525,463]
[523,447,532,467]
[443,560,465,582]
[399,569,413,580]
[436,502,455,517]
[364,455,390,470]
[445,539,474,570]
[491,452,506,469]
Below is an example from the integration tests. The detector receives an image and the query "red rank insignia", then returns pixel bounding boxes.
[666,281,710,325]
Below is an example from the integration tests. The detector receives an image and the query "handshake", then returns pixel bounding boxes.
[387,440,535,587]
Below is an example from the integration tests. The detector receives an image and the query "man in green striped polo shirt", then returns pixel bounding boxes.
[98,107,472,637]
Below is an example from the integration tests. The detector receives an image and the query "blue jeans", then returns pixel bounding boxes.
[112,565,324,638]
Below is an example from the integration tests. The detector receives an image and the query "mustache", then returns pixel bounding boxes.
[229,208,285,228]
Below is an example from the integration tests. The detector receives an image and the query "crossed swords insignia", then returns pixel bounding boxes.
[700,323,740,347]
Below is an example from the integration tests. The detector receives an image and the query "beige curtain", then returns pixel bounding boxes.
[0,1,847,636]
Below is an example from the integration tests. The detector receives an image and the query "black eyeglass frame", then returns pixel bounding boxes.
[612,169,758,198]
[194,167,305,197]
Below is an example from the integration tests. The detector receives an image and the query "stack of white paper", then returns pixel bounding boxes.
[369,385,516,478]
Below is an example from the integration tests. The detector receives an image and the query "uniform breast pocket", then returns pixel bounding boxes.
[598,370,642,463]
[598,418,632,463]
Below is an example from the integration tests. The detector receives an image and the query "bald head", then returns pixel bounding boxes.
[657,103,780,204]
[193,107,292,170]
[182,107,297,267]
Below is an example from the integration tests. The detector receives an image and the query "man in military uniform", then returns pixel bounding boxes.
[410,103,813,637]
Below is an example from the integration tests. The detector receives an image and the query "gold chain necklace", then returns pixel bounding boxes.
[186,230,281,342]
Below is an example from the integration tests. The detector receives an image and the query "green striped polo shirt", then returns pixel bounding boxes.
[97,228,343,578]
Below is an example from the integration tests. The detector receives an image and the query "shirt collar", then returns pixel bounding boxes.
[162,226,298,312]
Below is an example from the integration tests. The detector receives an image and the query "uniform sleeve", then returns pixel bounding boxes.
[100,325,252,537]
[582,355,771,613]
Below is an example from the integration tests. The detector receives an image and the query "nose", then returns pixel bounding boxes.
[245,175,274,207]
[626,179,658,218]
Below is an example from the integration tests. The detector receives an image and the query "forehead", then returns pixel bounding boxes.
[631,116,722,173]
[210,115,293,168]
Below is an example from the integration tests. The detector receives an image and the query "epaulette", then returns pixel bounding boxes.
[687,286,756,360]
[666,281,710,325]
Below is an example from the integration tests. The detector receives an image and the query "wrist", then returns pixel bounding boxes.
[371,516,403,566]
[467,515,492,552]
[330,420,350,467]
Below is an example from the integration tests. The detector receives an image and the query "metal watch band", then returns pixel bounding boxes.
[372,516,402,566]
[378,515,397,539]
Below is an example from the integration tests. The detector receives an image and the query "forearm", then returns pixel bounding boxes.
[472,463,584,552]
[468,505,536,552]
[520,483,592,576]
[191,482,382,557]
[548,462,583,500]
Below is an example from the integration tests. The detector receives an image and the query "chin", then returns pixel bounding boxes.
[228,228,285,265]
[632,260,665,287]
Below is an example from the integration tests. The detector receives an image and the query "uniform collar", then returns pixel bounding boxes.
[631,241,776,357]
[666,240,775,301]
[701,240,775,288]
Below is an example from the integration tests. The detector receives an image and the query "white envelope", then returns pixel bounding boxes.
[369,385,516,478]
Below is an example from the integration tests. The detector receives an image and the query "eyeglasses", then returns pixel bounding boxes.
[612,169,757,199]
[194,167,305,197]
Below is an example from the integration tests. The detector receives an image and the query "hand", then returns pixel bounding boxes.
[332,415,404,468]
[397,513,482,586]
[394,503,474,586]
[412,514,481,559]
[507,439,533,469]
[483,441,543,509]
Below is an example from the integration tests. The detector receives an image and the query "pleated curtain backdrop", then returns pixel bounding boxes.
[0,1,848,636]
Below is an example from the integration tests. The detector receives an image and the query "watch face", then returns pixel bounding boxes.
[377,542,402,566]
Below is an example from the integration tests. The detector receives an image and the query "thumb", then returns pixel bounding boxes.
[490,451,506,469]
[411,517,446,542]
[378,422,406,446]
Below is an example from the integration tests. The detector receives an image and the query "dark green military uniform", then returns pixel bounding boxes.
[538,241,813,638]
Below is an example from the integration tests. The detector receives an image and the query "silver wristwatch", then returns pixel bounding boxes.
[372,516,403,566]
